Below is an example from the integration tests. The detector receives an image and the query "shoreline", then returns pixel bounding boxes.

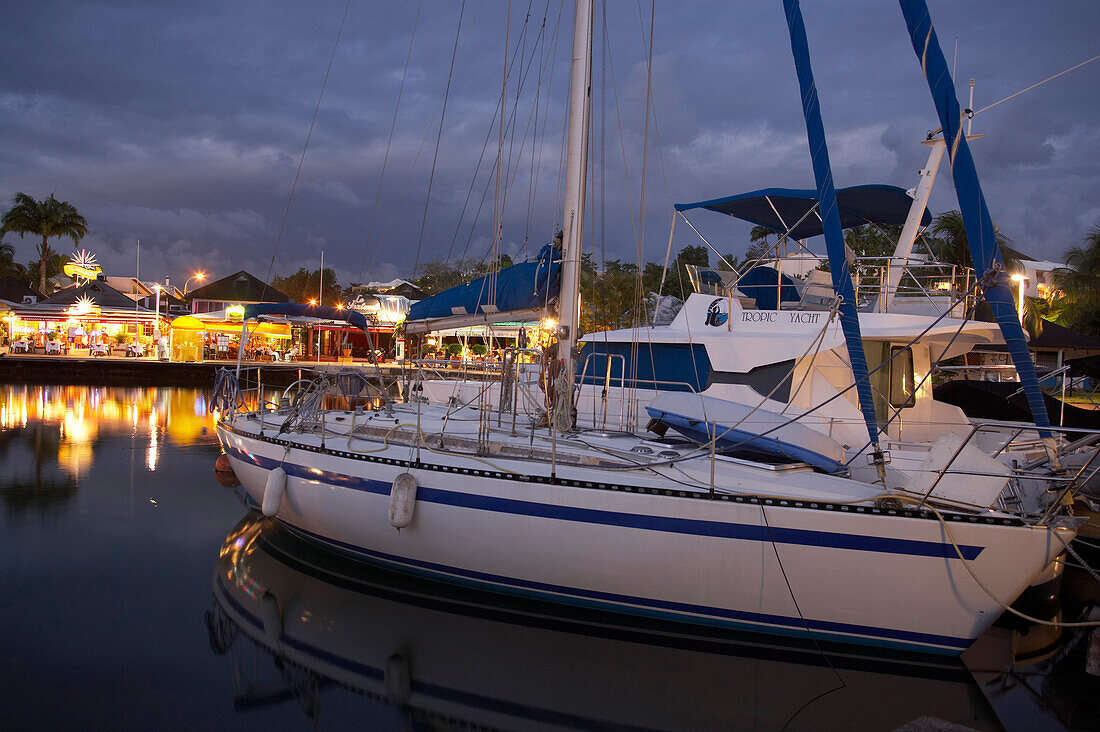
[0,354,498,389]
[0,354,379,388]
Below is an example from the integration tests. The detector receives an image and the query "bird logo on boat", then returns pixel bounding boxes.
[705,298,728,326]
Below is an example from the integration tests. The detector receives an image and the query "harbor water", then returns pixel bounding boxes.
[1,384,1096,730]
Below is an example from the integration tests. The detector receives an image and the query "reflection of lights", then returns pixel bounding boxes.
[146,407,159,471]
[1,386,221,480]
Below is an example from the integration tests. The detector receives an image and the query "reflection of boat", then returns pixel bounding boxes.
[210,514,1002,730]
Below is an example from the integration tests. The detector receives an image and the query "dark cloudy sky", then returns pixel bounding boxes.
[1,0,1097,293]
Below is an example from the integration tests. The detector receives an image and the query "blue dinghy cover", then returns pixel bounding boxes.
[898,0,1051,434]
[737,266,801,310]
[646,393,847,474]
[407,244,561,323]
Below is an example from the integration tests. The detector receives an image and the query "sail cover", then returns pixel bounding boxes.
[406,244,561,323]
[898,0,1052,434]
[783,0,883,452]
[675,184,929,239]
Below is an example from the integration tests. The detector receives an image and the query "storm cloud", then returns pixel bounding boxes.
[1,0,1097,291]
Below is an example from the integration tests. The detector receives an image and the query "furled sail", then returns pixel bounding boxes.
[404,244,561,334]
[782,0,883,456]
[898,0,1052,434]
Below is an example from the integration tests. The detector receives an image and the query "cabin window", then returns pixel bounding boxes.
[889,346,915,408]
[863,342,890,426]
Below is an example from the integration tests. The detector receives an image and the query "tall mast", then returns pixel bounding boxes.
[553,0,594,432]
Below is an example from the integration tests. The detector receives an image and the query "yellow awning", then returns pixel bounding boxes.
[170,316,291,339]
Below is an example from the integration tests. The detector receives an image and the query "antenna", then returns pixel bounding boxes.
[967,79,975,135]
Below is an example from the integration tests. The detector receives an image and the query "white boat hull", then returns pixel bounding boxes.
[219,422,1070,656]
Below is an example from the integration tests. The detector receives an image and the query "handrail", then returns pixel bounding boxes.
[576,352,627,431]
[909,419,1100,516]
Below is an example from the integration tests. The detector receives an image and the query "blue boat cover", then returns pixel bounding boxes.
[675,184,929,239]
[737,266,801,310]
[407,244,561,323]
[898,0,1051,434]
[783,0,883,451]
[243,302,370,331]
[645,407,846,474]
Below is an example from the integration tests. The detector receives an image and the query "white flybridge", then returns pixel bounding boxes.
[217,0,1091,656]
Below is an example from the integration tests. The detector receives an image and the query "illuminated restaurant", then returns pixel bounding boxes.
[169,306,293,361]
[5,278,168,354]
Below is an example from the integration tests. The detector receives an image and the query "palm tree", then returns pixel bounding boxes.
[0,193,88,294]
[1052,226,1100,309]
[0,239,19,277]
[928,210,1018,267]
[747,225,776,260]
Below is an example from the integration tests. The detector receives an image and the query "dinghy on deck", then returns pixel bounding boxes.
[645,392,847,473]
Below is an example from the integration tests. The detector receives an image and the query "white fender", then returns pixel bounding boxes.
[262,467,287,517]
[388,472,418,529]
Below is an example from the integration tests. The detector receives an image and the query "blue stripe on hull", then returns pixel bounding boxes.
[224,444,984,561]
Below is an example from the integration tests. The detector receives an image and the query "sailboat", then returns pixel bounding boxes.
[217,0,1089,655]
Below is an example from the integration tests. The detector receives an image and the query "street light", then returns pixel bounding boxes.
[153,285,163,339]
[1010,273,1028,325]
[184,272,205,294]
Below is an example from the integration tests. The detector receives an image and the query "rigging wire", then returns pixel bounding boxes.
[411,0,467,280]
[357,0,423,284]
[523,4,557,259]
[456,15,556,265]
[970,53,1100,119]
[260,0,352,302]
[446,6,547,263]
[367,0,486,277]
[528,1,567,249]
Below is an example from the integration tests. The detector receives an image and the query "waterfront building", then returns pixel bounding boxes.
[186,270,291,315]
[4,278,166,353]
[0,276,44,306]
[168,312,292,362]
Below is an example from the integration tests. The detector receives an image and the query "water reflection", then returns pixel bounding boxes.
[0,385,222,515]
[0,384,218,479]
[210,514,1004,730]
[0,425,77,514]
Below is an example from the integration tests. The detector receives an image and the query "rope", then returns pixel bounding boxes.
[760,502,847,729]
[915,499,1100,629]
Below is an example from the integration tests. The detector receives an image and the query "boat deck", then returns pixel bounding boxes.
[228,402,900,506]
